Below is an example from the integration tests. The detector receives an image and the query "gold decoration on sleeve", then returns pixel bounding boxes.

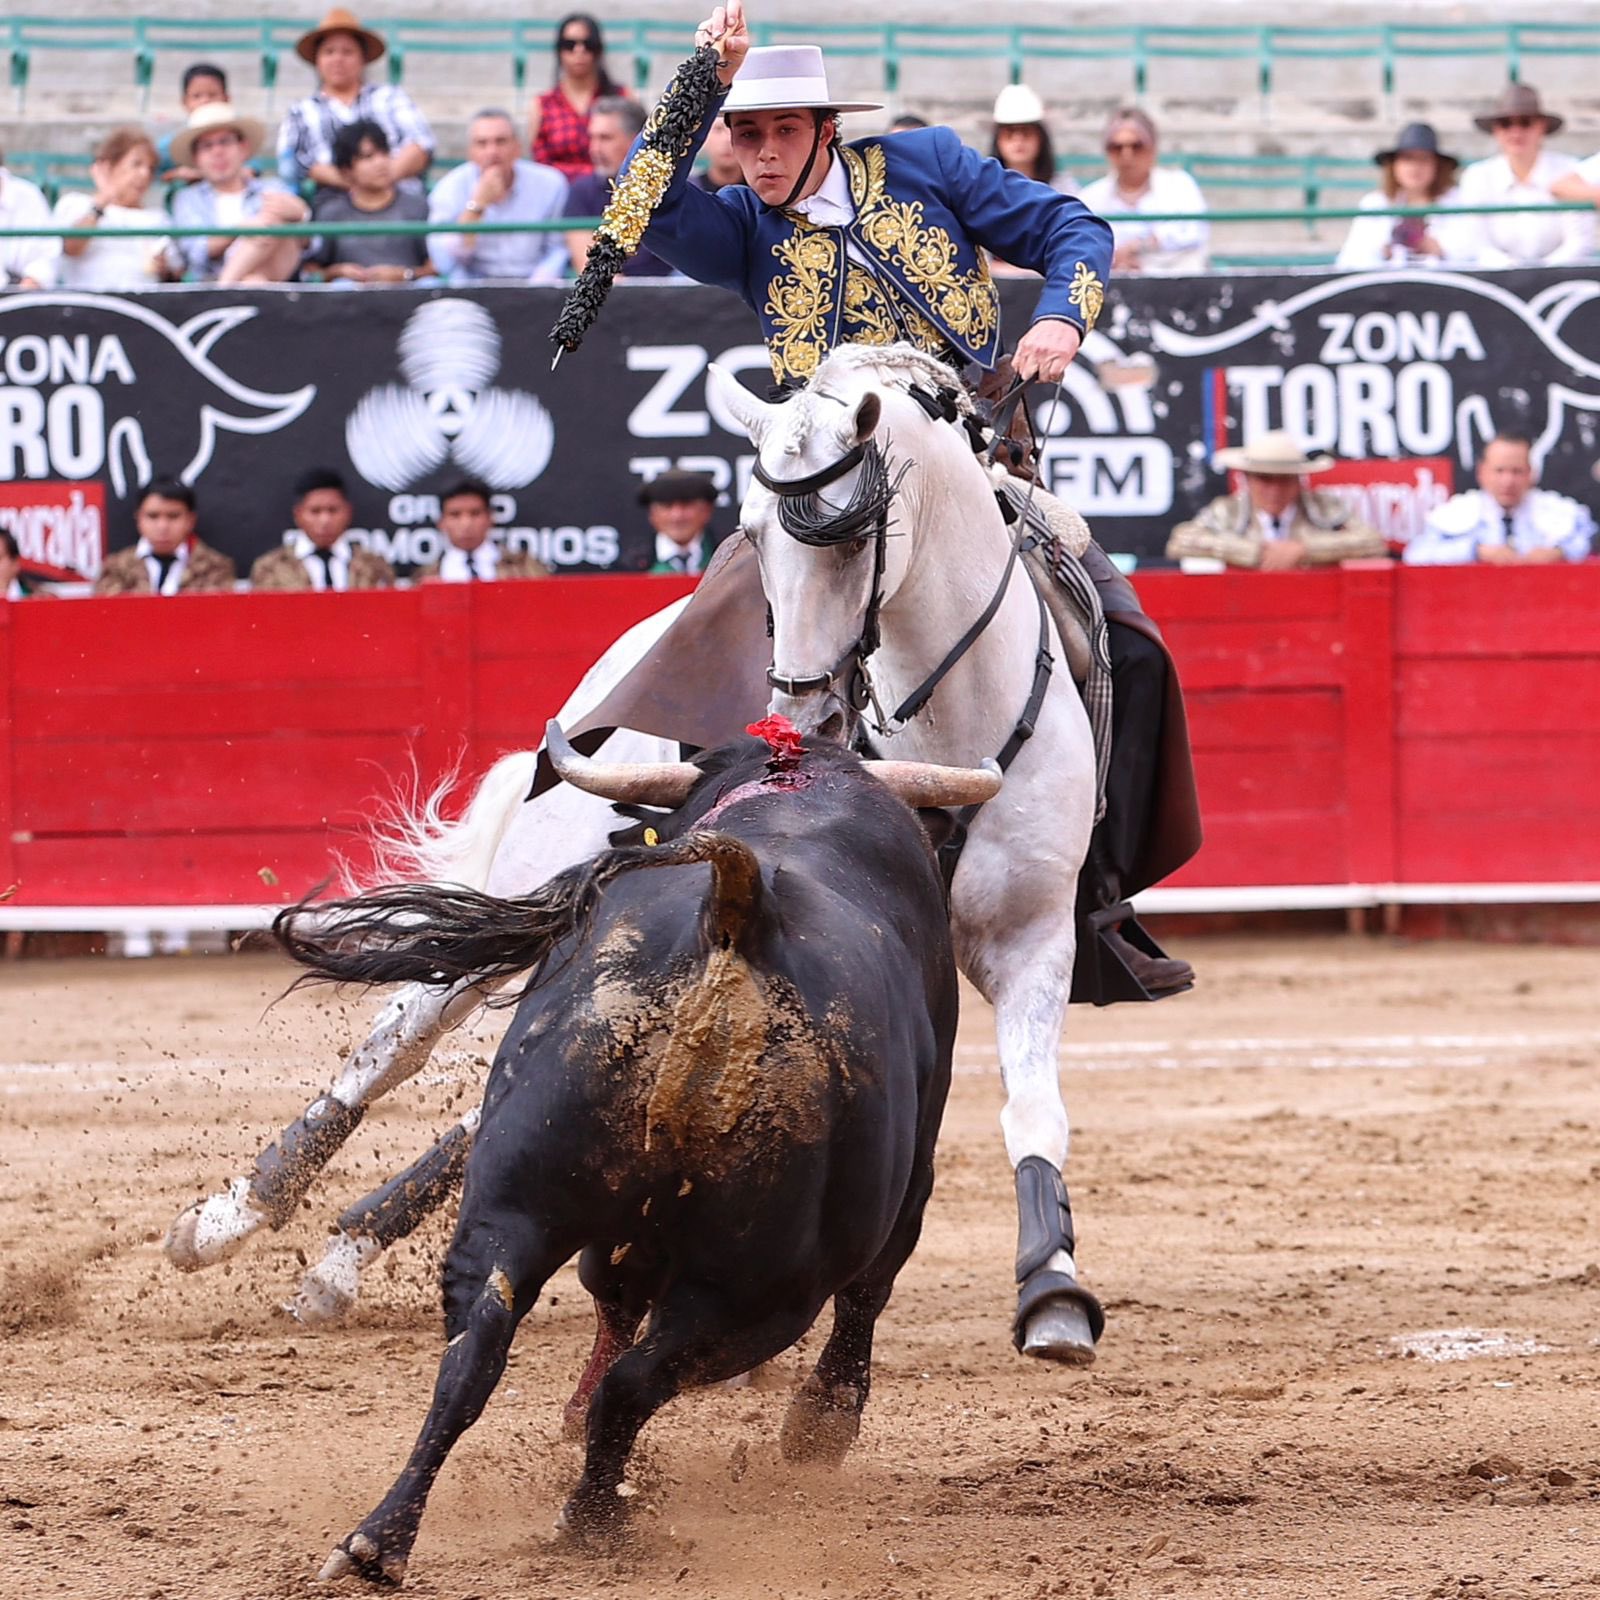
[1068,261,1105,332]
[595,147,676,256]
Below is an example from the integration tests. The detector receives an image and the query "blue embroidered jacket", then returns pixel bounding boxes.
[631,99,1113,383]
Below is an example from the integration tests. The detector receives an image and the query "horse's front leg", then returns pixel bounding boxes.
[955,856,1104,1367]
[164,976,495,1271]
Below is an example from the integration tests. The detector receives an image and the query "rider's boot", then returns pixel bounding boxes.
[1086,841,1194,998]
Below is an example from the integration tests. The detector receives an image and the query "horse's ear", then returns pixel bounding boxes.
[840,392,882,448]
[706,363,778,444]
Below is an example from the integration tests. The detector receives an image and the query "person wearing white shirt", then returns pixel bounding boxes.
[1337,123,1468,271]
[1404,434,1595,566]
[53,127,174,290]
[1550,147,1600,214]
[428,110,569,284]
[415,480,550,581]
[0,154,59,288]
[638,469,718,574]
[1078,108,1209,275]
[1454,84,1593,268]
[248,469,396,590]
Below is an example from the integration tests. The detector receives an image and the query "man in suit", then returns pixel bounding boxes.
[414,479,550,581]
[250,468,395,590]
[640,468,718,575]
[93,479,237,595]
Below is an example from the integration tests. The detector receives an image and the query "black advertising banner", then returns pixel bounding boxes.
[2,268,1597,581]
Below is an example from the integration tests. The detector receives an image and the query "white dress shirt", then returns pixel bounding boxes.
[289,530,356,590]
[5,577,26,601]
[435,543,501,582]
[655,532,704,574]
[1077,168,1210,272]
[1256,509,1300,544]
[1335,188,1470,269]
[1454,151,1593,266]
[0,168,61,286]
[137,537,190,595]
[1404,488,1596,565]
[52,194,172,289]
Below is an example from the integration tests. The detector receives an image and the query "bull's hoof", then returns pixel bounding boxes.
[318,1530,407,1587]
[288,1232,381,1326]
[554,1484,633,1550]
[779,1376,864,1465]
[1014,1269,1104,1366]
[164,1178,268,1272]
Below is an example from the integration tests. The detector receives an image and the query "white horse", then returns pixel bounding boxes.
[167,343,1103,1362]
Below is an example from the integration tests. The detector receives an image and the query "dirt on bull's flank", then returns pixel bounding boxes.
[2,937,1598,1600]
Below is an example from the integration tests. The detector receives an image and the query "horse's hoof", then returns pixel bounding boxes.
[163,1178,267,1271]
[1020,1297,1097,1365]
[288,1232,379,1326]
[319,1530,406,1587]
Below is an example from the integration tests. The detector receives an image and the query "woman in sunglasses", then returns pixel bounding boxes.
[1454,83,1592,267]
[527,12,629,181]
[1077,108,1208,275]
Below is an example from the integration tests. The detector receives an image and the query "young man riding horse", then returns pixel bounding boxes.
[624,1,1199,995]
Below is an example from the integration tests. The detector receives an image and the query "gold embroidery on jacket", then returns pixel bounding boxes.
[764,229,840,382]
[841,266,899,348]
[1068,262,1105,331]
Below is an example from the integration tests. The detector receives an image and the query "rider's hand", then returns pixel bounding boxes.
[1012,318,1083,385]
[696,0,751,86]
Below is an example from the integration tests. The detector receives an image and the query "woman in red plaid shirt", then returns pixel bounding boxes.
[527,13,629,181]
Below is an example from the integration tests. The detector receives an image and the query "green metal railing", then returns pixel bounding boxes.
[5,16,1600,114]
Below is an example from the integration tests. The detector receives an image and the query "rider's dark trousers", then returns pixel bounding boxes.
[1102,620,1166,885]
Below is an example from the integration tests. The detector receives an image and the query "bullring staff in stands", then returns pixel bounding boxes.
[552,0,1200,997]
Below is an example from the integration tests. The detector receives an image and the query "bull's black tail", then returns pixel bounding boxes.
[272,831,763,1000]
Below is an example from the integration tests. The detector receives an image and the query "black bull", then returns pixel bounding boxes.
[276,733,977,1579]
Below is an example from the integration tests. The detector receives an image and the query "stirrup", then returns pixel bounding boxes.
[1070,898,1192,1006]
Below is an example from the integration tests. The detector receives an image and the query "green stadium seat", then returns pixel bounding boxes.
[373,18,528,102]
[6,17,142,115]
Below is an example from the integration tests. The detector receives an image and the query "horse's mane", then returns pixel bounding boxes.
[808,342,975,416]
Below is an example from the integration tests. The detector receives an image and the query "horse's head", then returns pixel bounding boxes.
[708,351,944,743]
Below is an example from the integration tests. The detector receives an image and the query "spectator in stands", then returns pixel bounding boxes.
[159,62,231,183]
[1404,434,1595,566]
[1550,143,1600,214]
[277,9,434,201]
[1336,123,1466,270]
[1455,85,1592,267]
[693,117,744,192]
[564,97,674,277]
[429,110,568,284]
[638,469,718,575]
[528,13,628,182]
[169,104,309,284]
[1078,108,1209,275]
[1166,430,1385,570]
[94,479,237,595]
[1,531,39,599]
[890,114,929,134]
[302,120,432,284]
[53,129,174,289]
[0,150,59,289]
[990,85,1068,192]
[250,468,394,590]
[416,480,551,581]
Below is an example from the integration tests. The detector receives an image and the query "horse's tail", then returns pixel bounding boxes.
[276,831,763,1000]
[347,748,538,894]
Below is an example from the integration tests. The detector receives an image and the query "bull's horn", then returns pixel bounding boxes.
[545,720,702,807]
[867,757,1003,808]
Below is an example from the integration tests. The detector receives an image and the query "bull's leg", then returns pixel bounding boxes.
[561,1289,819,1545]
[318,1214,562,1589]
[288,1108,480,1326]
[165,976,496,1272]
[561,1248,649,1441]
[781,1156,937,1466]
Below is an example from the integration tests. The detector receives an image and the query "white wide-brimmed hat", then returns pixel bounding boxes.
[170,100,267,166]
[1214,429,1334,476]
[993,84,1046,126]
[722,46,883,115]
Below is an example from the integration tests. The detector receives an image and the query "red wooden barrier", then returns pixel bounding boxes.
[2,566,1597,908]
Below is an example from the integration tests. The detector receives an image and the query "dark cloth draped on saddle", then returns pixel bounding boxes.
[530,533,1201,900]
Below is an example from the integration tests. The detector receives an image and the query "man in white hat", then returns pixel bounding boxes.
[168,103,309,283]
[1166,429,1385,570]
[622,1,1110,387]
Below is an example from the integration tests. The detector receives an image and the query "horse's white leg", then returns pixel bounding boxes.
[164,977,493,1271]
[955,834,1103,1367]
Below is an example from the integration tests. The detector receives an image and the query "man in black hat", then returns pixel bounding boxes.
[639,468,719,574]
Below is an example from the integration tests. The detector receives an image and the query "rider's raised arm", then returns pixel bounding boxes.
[930,126,1113,338]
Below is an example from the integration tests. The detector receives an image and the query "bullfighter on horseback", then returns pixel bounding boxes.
[612,0,1201,996]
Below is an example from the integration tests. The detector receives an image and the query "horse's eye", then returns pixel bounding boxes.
[847,536,869,558]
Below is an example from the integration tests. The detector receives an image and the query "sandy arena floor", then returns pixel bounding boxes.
[1,936,1598,1599]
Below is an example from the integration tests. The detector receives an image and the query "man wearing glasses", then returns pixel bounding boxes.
[1077,108,1210,276]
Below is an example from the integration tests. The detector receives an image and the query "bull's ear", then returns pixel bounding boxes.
[706,363,780,444]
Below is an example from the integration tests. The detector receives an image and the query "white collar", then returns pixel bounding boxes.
[290,530,352,562]
[136,537,190,594]
[655,532,703,572]
[789,153,854,228]
[438,543,499,581]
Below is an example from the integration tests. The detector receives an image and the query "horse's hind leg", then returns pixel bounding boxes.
[288,1106,480,1325]
[165,976,496,1272]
